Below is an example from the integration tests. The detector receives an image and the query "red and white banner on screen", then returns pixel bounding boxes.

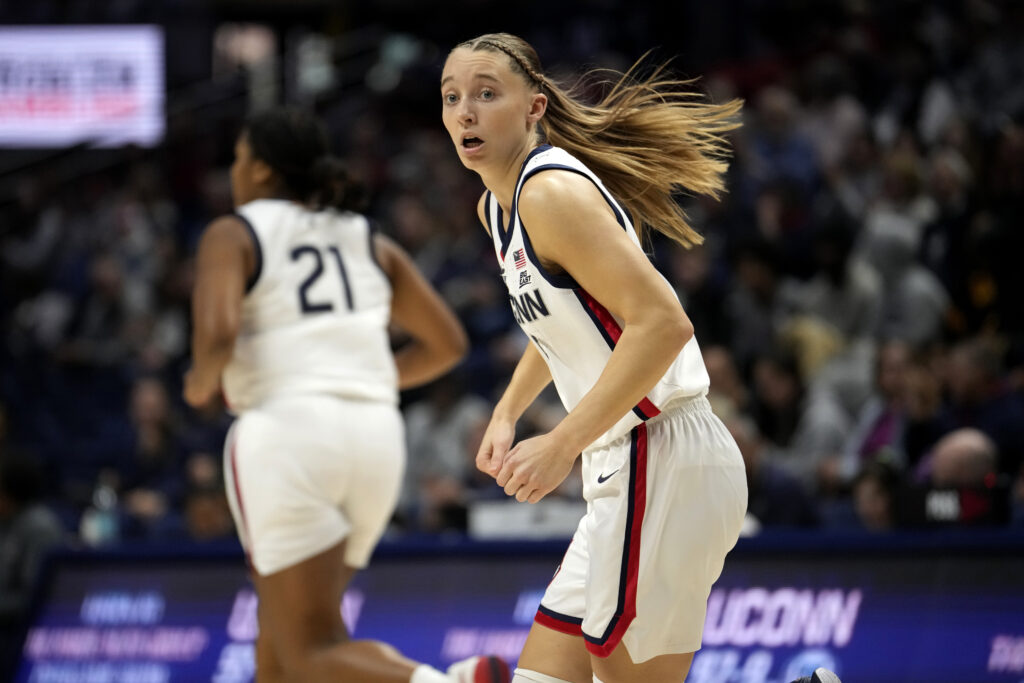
[0,25,164,147]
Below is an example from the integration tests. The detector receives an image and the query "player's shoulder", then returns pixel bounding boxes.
[200,213,251,245]
[518,165,602,218]
[371,231,400,273]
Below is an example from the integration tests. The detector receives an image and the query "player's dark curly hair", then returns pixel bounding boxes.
[242,106,366,212]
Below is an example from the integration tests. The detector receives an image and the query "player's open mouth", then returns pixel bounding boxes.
[462,135,484,149]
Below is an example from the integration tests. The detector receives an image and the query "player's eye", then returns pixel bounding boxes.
[480,89,494,100]
[443,93,458,105]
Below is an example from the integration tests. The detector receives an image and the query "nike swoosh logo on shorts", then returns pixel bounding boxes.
[597,468,620,484]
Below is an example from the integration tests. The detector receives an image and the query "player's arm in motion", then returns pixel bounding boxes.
[184,215,253,408]
[496,171,694,503]
[374,232,468,389]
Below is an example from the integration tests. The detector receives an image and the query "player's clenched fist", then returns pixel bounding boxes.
[476,414,516,477]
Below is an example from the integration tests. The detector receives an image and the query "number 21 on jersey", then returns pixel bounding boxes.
[290,244,354,314]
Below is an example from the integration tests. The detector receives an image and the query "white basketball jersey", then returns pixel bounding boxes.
[487,145,710,448]
[221,199,397,412]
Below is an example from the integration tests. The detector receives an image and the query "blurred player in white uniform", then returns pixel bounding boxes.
[185,106,510,683]
[441,34,749,683]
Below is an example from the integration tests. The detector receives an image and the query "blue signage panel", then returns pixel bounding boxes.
[14,538,1024,683]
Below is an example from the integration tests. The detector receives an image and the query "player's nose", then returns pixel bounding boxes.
[457,100,476,124]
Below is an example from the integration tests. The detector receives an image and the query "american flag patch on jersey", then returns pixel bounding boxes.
[513,249,526,269]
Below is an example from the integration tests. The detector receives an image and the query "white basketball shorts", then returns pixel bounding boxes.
[535,396,748,663]
[223,395,405,576]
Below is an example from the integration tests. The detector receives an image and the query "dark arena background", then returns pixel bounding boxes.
[1,1,1023,682]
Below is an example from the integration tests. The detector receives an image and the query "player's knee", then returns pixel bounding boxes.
[274,643,314,680]
[254,632,284,676]
[591,648,693,683]
[512,669,576,683]
[273,628,346,679]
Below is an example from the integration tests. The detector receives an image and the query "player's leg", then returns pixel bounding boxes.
[235,398,508,683]
[590,647,692,683]
[253,572,286,683]
[509,490,595,683]
[254,539,434,682]
[225,425,288,683]
[255,540,508,683]
[583,402,746,683]
[512,621,591,683]
[254,632,284,683]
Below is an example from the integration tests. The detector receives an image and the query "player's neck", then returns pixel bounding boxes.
[480,142,541,216]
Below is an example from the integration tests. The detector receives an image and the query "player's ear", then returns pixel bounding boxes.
[251,159,275,187]
[527,92,547,125]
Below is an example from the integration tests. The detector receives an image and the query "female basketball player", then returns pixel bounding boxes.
[441,34,750,683]
[185,107,509,683]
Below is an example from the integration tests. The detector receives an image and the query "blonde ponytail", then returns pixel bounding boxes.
[457,34,742,248]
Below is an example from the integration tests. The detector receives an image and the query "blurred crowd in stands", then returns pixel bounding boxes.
[0,1,1023,583]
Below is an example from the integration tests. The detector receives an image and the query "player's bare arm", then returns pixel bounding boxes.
[473,189,554,476]
[375,233,468,390]
[521,170,693,449]
[185,215,254,408]
[478,342,553,477]
[496,170,694,503]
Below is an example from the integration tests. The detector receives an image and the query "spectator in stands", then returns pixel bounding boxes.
[102,161,178,321]
[0,451,67,675]
[829,123,883,222]
[748,85,822,205]
[781,203,881,346]
[797,53,868,178]
[0,175,64,311]
[923,428,1012,527]
[742,86,823,275]
[134,249,194,375]
[750,347,851,492]
[902,346,956,470]
[852,460,902,533]
[153,451,231,542]
[979,122,1024,339]
[918,148,976,325]
[116,376,187,539]
[839,340,913,483]
[183,484,235,542]
[942,337,1024,479]
[777,202,881,415]
[863,220,949,346]
[724,237,786,374]
[666,243,731,349]
[725,413,819,531]
[54,252,132,371]
[861,148,938,256]
[704,345,749,420]
[402,373,491,531]
[928,428,998,489]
